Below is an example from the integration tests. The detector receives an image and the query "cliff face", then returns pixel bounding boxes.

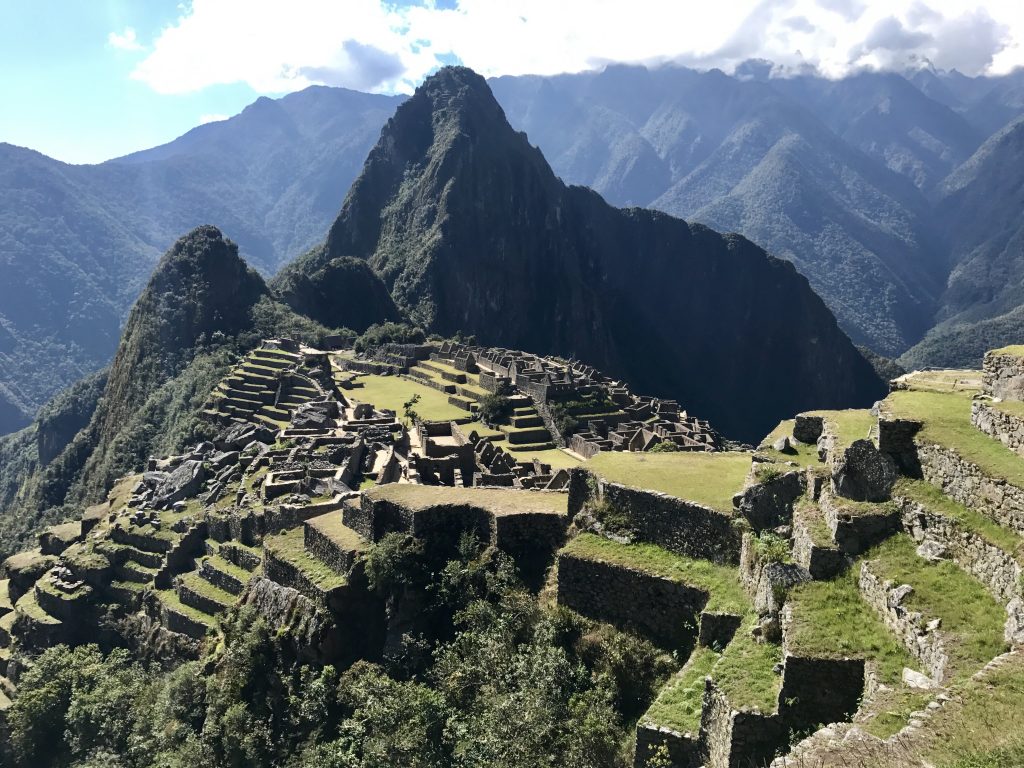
[291,67,884,441]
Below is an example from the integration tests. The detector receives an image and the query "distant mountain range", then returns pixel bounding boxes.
[4,62,1024,434]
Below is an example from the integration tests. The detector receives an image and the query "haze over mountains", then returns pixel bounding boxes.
[4,61,1024,435]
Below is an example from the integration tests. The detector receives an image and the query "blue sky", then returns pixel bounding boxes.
[2,1,1022,165]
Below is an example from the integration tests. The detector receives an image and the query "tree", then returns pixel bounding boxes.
[402,394,421,426]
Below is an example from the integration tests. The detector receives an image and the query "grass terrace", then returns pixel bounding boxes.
[511,448,581,470]
[759,419,824,468]
[563,534,748,614]
[264,527,347,591]
[154,588,215,628]
[993,398,1024,421]
[865,534,1008,679]
[307,512,368,554]
[643,646,719,733]
[365,483,568,517]
[786,568,926,736]
[990,345,1024,358]
[806,408,876,449]
[351,373,469,422]
[712,616,783,713]
[894,478,1024,560]
[884,388,1024,488]
[586,451,751,513]
[894,368,982,394]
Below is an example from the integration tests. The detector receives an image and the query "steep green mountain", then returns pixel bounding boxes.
[0,225,334,559]
[0,88,399,433]
[900,116,1024,368]
[286,66,884,441]
[492,65,948,355]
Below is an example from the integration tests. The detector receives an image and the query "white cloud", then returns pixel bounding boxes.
[108,26,144,52]
[129,0,1024,96]
[198,114,229,124]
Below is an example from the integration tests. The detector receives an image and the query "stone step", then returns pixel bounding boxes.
[115,560,158,584]
[176,572,236,616]
[199,555,251,596]
[249,354,293,370]
[106,580,147,605]
[155,588,214,641]
[304,512,368,575]
[506,442,557,453]
[238,370,277,386]
[511,414,544,428]
[503,426,553,445]
[259,405,291,421]
[241,362,281,378]
[255,413,286,429]
[219,542,263,572]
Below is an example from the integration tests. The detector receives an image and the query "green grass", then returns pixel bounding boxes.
[586,451,751,513]
[154,588,215,627]
[992,398,1024,420]
[885,389,1024,488]
[352,373,469,422]
[793,501,834,547]
[711,617,782,713]
[513,448,582,470]
[989,344,1024,357]
[758,419,824,468]
[894,478,1024,560]
[15,591,61,625]
[895,369,983,394]
[643,646,719,733]
[786,571,917,682]
[264,527,347,591]
[178,572,235,610]
[866,534,1008,679]
[365,483,568,516]
[806,409,876,449]
[306,512,368,552]
[563,534,749,614]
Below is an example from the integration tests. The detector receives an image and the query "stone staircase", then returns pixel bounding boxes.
[501,400,555,452]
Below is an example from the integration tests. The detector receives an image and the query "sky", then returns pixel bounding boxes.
[2,0,1024,164]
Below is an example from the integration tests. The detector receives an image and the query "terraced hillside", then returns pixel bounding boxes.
[3,339,1024,768]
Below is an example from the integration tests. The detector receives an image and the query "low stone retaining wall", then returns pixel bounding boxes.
[734,470,804,531]
[898,497,1022,605]
[858,560,949,683]
[199,559,248,595]
[633,724,700,768]
[917,443,1024,535]
[161,604,209,641]
[557,553,708,648]
[303,524,359,575]
[176,580,225,616]
[568,471,740,564]
[702,679,787,768]
[698,612,742,650]
[778,652,865,731]
[822,493,900,556]
[791,506,846,580]
[220,542,262,571]
[972,400,1024,459]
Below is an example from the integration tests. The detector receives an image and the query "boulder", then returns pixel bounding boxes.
[902,667,935,689]
[793,415,824,444]
[772,435,796,454]
[1006,597,1024,646]
[916,540,949,562]
[832,439,897,502]
[154,459,206,507]
[292,400,338,430]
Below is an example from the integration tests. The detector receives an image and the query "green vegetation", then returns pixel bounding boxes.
[549,394,618,437]
[885,389,1024,487]
[753,532,791,564]
[894,478,1024,559]
[586,451,751,513]
[264,527,347,591]
[759,419,823,467]
[514,448,581,470]
[8,538,676,768]
[806,408,876,449]
[353,322,425,353]
[643,646,719,733]
[352,374,469,422]
[866,535,1008,678]
[476,393,512,426]
[712,618,782,713]
[989,344,1024,357]
[563,534,749,614]
[366,483,568,516]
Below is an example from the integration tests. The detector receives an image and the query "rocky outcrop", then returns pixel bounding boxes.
[831,439,897,502]
[983,350,1024,400]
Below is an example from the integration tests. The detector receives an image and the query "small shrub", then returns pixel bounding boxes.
[648,441,680,453]
[754,532,791,564]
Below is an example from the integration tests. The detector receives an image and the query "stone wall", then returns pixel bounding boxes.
[634,724,700,768]
[821,493,900,556]
[877,417,922,476]
[569,471,741,564]
[557,553,708,648]
[983,351,1024,400]
[778,651,865,731]
[972,400,1024,459]
[701,679,787,768]
[734,470,805,531]
[858,560,949,683]
[791,505,846,580]
[917,443,1024,535]
[897,497,1022,605]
